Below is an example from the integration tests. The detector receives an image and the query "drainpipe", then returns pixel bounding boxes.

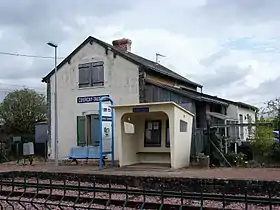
[224,120,228,154]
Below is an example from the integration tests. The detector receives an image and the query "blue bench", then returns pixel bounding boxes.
[68,146,107,166]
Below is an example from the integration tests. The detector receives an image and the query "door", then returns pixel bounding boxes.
[91,114,100,146]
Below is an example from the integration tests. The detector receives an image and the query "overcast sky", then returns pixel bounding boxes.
[0,0,279,107]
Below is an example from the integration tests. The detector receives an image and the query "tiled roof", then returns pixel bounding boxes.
[42,36,202,88]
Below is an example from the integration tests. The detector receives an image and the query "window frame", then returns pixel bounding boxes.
[239,114,244,139]
[144,120,162,147]
[247,114,252,137]
[179,120,188,132]
[165,120,170,148]
[78,61,104,88]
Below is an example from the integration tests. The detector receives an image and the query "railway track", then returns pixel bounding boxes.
[1,177,280,209]
[0,190,210,210]
[0,183,216,210]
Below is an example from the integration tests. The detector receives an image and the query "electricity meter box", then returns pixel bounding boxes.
[23,142,34,156]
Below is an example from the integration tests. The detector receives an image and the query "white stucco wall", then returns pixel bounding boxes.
[227,104,256,141]
[172,106,193,169]
[237,107,256,141]
[49,41,139,160]
[227,104,239,120]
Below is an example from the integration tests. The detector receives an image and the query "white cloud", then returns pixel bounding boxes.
[0,0,279,107]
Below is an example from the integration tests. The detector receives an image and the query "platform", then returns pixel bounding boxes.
[1,162,280,181]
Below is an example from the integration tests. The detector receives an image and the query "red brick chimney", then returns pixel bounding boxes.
[112,38,132,52]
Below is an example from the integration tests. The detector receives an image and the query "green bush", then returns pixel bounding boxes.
[251,119,274,160]
[224,152,245,166]
[270,143,280,162]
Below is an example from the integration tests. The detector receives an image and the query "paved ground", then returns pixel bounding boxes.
[0,162,280,181]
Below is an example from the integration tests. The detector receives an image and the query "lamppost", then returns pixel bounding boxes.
[47,42,59,167]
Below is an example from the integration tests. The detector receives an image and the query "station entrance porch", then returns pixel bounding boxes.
[112,102,194,169]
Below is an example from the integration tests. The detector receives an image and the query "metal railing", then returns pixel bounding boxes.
[0,172,279,209]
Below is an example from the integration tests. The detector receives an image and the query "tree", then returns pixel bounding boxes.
[0,88,47,135]
[251,117,274,158]
[251,98,280,163]
[260,97,280,131]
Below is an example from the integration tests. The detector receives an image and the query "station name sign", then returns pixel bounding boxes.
[77,95,110,103]
[132,107,149,113]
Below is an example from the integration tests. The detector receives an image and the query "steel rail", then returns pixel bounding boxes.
[0,180,279,206]
[0,189,217,210]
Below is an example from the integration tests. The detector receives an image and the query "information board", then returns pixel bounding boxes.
[101,102,112,153]
[98,96,114,170]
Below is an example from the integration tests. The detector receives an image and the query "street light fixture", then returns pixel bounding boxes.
[47,42,59,167]
[47,42,58,48]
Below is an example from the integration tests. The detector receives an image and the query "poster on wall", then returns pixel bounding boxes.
[101,102,112,153]
[101,102,112,117]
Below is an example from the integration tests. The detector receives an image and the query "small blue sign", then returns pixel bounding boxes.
[102,116,112,121]
[133,107,149,113]
[77,95,109,103]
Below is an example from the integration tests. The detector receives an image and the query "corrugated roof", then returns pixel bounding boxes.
[236,102,258,111]
[199,96,228,106]
[145,78,199,101]
[207,112,237,120]
[145,78,228,106]
[42,36,202,88]
[146,79,255,108]
[180,88,258,111]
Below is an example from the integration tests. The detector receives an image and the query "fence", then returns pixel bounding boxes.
[191,122,258,157]
[10,142,47,159]
[0,142,48,164]
[191,128,206,155]
[0,172,280,209]
[0,133,48,163]
[191,122,276,166]
[209,122,275,152]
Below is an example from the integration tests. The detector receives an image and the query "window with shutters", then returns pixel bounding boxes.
[78,61,104,88]
[77,115,100,146]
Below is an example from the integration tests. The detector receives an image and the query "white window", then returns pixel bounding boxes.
[180,120,188,132]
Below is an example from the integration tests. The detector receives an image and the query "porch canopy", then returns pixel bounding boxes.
[112,102,194,169]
